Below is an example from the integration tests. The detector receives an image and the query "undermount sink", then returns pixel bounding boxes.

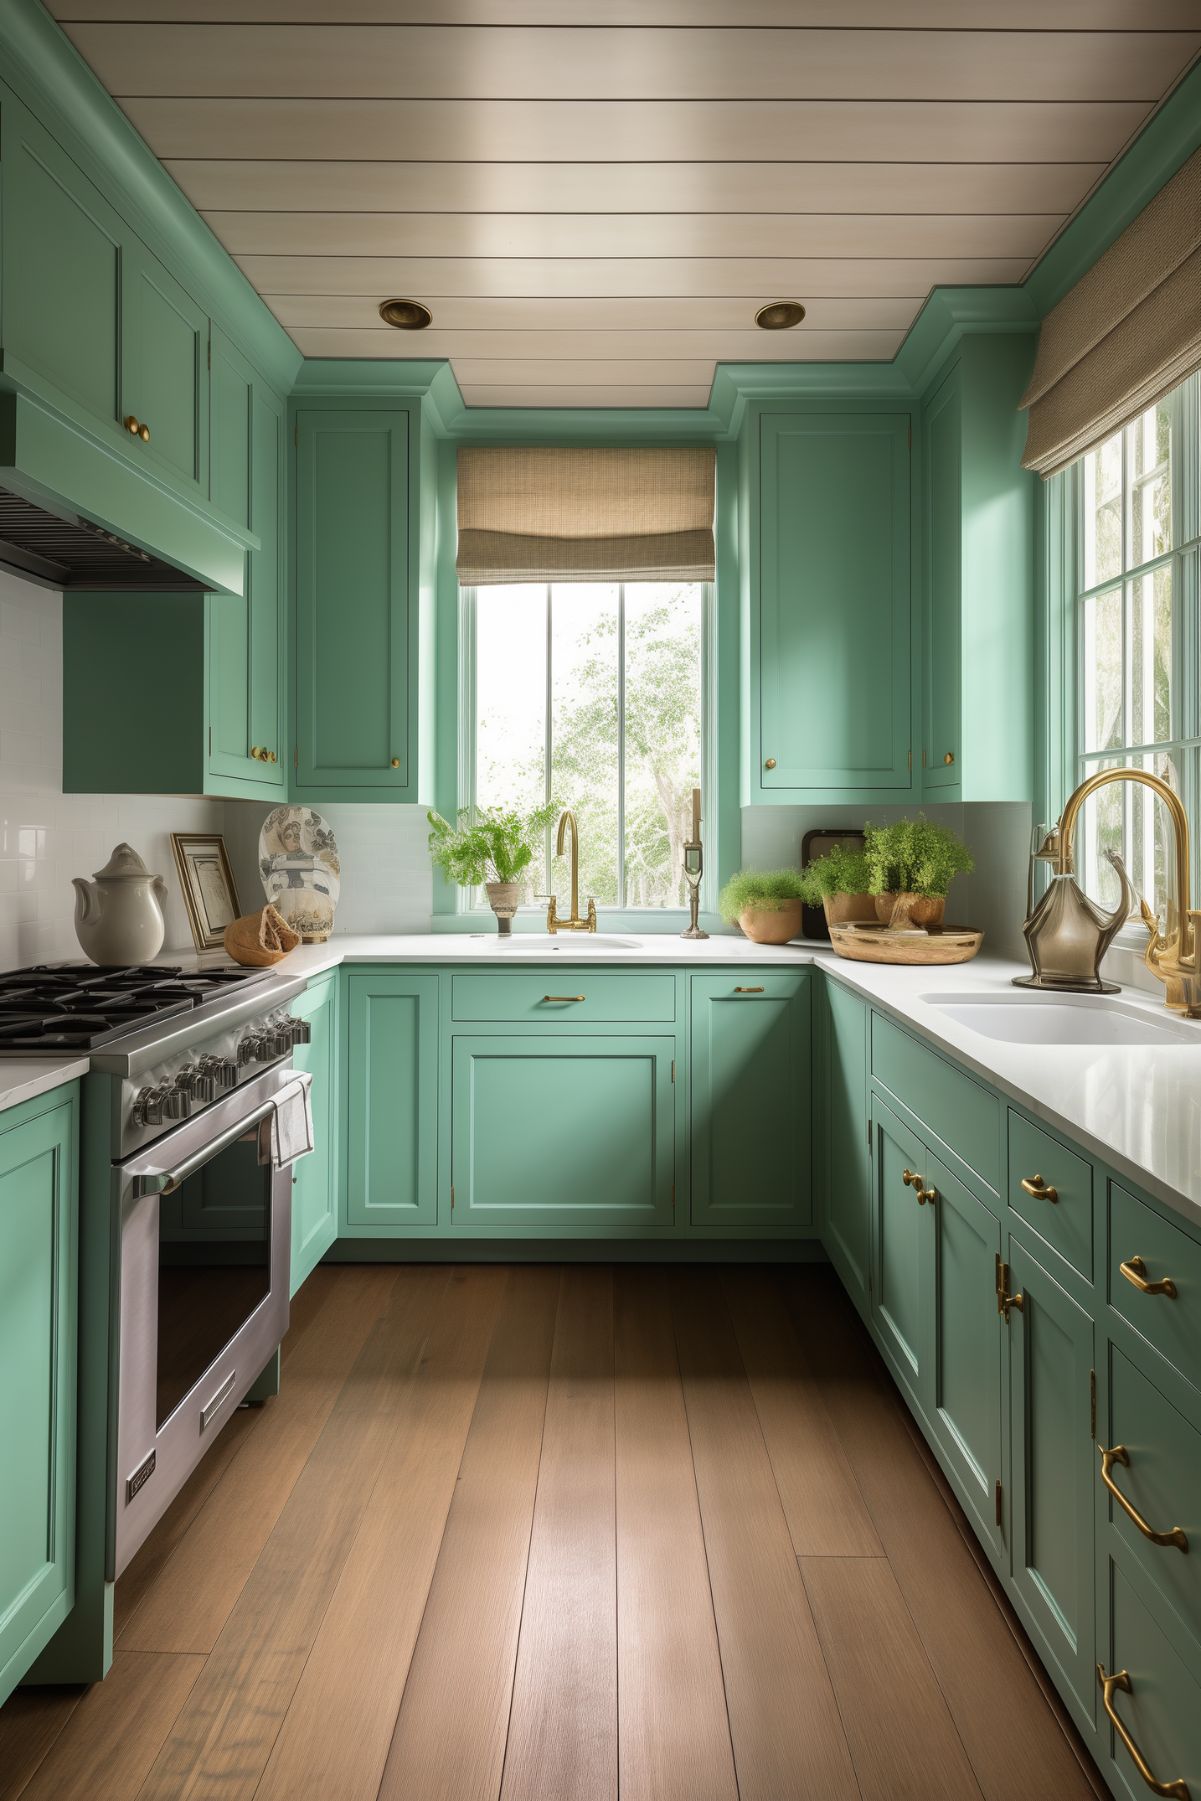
[469,933,641,953]
[921,992,1201,1047]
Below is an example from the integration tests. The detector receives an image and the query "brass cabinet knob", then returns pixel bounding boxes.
[764,757,777,770]
[902,1169,917,1188]
[250,745,264,761]
[390,757,400,768]
[139,422,151,442]
[944,751,955,766]
[267,750,277,763]
[124,415,141,436]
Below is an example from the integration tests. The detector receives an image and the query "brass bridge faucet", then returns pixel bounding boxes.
[546,808,596,934]
[1018,767,1199,1016]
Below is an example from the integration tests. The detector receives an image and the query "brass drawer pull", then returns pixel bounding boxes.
[902,1168,919,1188]
[1120,1256,1178,1300]
[542,994,585,1003]
[1021,1172,1059,1204]
[734,986,764,994]
[1099,1446,1188,1553]
[917,1185,937,1206]
[1097,1664,1191,1799]
[124,414,151,442]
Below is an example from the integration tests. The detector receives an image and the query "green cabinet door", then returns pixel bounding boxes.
[345,972,439,1232]
[923,362,962,790]
[1007,1232,1097,1730]
[822,978,870,1304]
[1,99,123,446]
[870,1093,933,1412]
[927,1152,1004,1558]
[294,409,413,793]
[757,411,911,795]
[290,974,339,1292]
[0,1092,78,1708]
[208,344,285,789]
[119,239,208,495]
[451,1034,676,1232]
[690,973,811,1228]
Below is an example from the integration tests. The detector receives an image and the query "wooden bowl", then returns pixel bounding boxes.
[828,923,984,967]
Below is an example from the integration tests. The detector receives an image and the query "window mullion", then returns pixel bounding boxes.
[544,584,554,898]
[617,583,627,910]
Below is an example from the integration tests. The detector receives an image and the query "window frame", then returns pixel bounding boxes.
[1052,372,1201,943]
[456,576,717,920]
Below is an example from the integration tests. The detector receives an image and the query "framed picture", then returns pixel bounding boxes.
[171,833,240,951]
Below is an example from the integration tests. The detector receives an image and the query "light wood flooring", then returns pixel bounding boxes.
[0,1263,1108,1801]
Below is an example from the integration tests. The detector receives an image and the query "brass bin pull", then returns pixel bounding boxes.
[542,994,585,1003]
[1021,1172,1059,1204]
[1097,1665,1191,1799]
[1120,1256,1179,1300]
[1099,1446,1189,1553]
[734,986,764,994]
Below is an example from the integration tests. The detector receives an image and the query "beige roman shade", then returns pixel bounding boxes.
[1021,147,1201,477]
[456,446,716,583]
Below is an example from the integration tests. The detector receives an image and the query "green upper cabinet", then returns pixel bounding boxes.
[294,406,433,802]
[119,239,208,498]
[920,334,1037,801]
[0,1089,78,1710]
[690,972,811,1230]
[750,409,912,801]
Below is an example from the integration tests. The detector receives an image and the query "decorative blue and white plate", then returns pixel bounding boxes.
[258,806,340,942]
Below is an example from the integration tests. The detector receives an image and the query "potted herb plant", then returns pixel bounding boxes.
[426,803,558,933]
[865,817,974,928]
[798,841,875,927]
[718,868,807,945]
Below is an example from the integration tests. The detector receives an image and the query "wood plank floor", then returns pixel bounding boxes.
[0,1263,1108,1801]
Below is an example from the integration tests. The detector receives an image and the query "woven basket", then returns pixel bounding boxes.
[223,903,302,967]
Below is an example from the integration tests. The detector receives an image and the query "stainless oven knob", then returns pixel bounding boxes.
[132,1084,165,1127]
[164,1080,191,1120]
[253,1031,279,1062]
[181,1064,215,1104]
[290,1016,312,1046]
[200,1054,237,1091]
[236,1034,259,1067]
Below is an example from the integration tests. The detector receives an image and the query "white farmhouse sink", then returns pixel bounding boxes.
[469,933,641,953]
[921,992,1201,1047]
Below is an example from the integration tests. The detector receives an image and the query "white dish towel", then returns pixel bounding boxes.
[268,1071,314,1168]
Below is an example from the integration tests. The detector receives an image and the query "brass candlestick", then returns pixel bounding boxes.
[681,786,709,941]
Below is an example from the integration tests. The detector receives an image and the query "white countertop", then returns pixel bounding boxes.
[2,932,1198,1231]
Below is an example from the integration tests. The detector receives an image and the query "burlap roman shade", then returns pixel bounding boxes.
[1020,146,1201,477]
[456,446,716,583]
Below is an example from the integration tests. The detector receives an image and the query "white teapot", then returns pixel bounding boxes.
[73,843,168,966]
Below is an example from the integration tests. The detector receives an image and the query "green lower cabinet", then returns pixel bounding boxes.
[870,1093,933,1410]
[927,1153,1004,1560]
[689,973,810,1228]
[451,1033,677,1232]
[1006,1230,1097,1732]
[1100,1558,1201,1801]
[344,972,439,1233]
[290,974,339,1291]
[0,1090,78,1709]
[821,978,870,1307]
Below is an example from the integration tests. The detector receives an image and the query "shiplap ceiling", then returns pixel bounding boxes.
[51,1,1201,409]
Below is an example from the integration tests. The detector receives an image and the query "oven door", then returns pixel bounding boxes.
[111,1064,304,1577]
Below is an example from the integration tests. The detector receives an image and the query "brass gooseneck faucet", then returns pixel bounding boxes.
[1017,767,1199,1015]
[546,809,596,934]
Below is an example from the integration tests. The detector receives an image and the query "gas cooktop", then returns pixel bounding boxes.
[0,962,272,1054]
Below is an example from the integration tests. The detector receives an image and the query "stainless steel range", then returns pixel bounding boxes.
[7,960,318,1590]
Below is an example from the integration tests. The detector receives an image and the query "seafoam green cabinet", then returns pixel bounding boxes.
[690,972,811,1228]
[344,971,440,1232]
[294,408,424,799]
[119,238,208,498]
[0,1088,78,1709]
[290,973,340,1292]
[451,1032,677,1231]
[752,409,911,800]
[820,977,870,1309]
[870,1092,932,1411]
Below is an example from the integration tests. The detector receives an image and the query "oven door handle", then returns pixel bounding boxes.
[130,1094,284,1197]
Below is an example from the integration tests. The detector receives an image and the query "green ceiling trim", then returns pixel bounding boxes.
[0,0,301,396]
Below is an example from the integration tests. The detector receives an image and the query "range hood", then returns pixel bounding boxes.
[0,485,204,590]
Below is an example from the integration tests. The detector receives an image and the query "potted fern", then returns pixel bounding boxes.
[798,841,875,927]
[865,817,974,928]
[718,868,807,944]
[427,803,558,933]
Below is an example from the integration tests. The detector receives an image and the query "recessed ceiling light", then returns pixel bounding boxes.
[755,301,806,330]
[379,298,433,330]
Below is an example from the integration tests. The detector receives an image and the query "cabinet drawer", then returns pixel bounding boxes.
[1103,1561,1200,1801]
[1109,1182,1201,1389]
[450,971,676,1024]
[871,1012,999,1189]
[1106,1347,1200,1650]
[1008,1112,1093,1281]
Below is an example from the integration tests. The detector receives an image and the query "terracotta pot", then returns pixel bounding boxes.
[739,899,802,945]
[874,891,945,929]
[485,880,520,935]
[823,891,877,928]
